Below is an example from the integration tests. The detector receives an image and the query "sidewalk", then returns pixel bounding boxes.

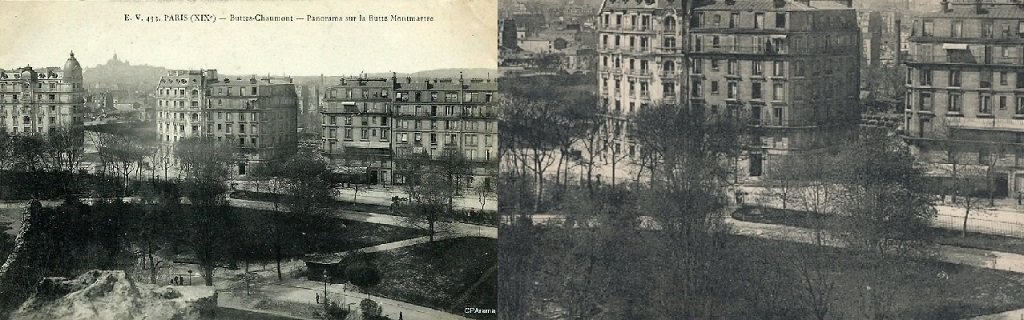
[333,186,497,212]
[232,179,497,212]
[737,185,1024,238]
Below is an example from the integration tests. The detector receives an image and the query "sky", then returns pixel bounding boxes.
[0,0,498,76]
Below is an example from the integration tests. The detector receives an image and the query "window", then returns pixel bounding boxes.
[361,128,369,140]
[727,82,738,99]
[1002,72,1009,86]
[983,21,993,38]
[711,81,720,95]
[772,61,784,77]
[344,128,353,139]
[775,13,786,28]
[711,60,720,71]
[922,20,934,36]
[752,61,763,76]
[1001,95,1009,110]
[948,93,962,112]
[920,69,932,86]
[751,82,763,99]
[949,70,961,87]
[773,108,783,125]
[712,36,720,48]
[691,59,703,74]
[691,80,703,97]
[919,92,933,111]
[980,95,993,114]
[1017,96,1024,115]
[727,59,738,75]
[981,71,993,88]
[754,13,764,29]
[951,20,962,37]
[729,12,739,28]
[772,83,784,100]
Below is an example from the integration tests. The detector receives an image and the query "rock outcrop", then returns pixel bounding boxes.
[9,270,217,320]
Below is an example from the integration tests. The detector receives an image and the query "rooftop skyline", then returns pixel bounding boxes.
[0,0,497,76]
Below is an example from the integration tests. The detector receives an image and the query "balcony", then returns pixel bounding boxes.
[657,46,684,54]
[904,53,1023,66]
[660,70,678,78]
[693,45,787,55]
[627,69,652,78]
[662,95,678,105]
[945,116,1024,132]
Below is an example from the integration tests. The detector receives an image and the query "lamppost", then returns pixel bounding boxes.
[187,269,193,285]
[322,269,329,301]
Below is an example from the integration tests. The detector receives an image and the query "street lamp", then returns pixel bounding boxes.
[187,269,193,285]
[322,269,329,301]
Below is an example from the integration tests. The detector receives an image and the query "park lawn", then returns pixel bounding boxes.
[230,207,428,260]
[360,237,496,319]
[732,206,1024,256]
[0,207,22,237]
[724,236,1024,319]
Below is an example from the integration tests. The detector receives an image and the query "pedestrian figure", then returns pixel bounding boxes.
[1018,191,1022,205]
[316,292,321,304]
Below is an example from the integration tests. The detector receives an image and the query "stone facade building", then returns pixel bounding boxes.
[321,75,498,186]
[155,69,298,175]
[0,52,85,135]
[690,0,861,176]
[596,0,859,179]
[903,0,1024,197]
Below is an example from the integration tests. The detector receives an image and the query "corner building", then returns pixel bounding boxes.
[904,0,1024,197]
[0,52,85,134]
[321,75,498,186]
[689,0,861,177]
[155,69,298,175]
[597,0,860,179]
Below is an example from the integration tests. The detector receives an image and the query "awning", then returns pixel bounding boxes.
[943,43,969,50]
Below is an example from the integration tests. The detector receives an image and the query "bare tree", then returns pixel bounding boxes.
[395,150,458,242]
[96,133,146,196]
[173,136,236,286]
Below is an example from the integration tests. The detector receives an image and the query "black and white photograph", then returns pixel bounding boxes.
[0,1,497,319]
[497,0,1024,319]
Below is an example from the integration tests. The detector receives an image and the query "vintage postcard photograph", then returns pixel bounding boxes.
[0,1,497,319]
[498,0,1024,319]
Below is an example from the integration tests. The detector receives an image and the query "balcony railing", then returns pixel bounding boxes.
[693,45,787,55]
[945,116,1024,132]
[905,53,1023,65]
[657,46,684,54]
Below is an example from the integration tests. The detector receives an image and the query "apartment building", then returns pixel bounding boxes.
[0,52,85,134]
[689,0,861,176]
[321,75,498,186]
[155,69,298,174]
[597,0,859,179]
[903,0,1024,197]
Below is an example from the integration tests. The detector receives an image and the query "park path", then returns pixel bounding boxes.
[164,232,477,320]
[0,196,488,320]
[724,216,1024,320]
[232,180,497,212]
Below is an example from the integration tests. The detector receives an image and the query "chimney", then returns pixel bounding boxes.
[941,0,949,11]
